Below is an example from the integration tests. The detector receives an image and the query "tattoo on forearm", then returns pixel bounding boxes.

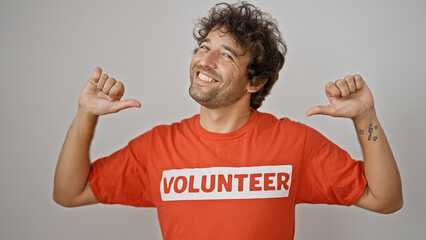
[359,123,378,141]
[368,124,373,141]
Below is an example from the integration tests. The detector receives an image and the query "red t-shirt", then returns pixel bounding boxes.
[89,110,366,240]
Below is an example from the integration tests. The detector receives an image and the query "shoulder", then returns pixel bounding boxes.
[128,114,199,145]
[255,111,332,147]
[151,114,198,133]
[142,114,200,142]
[258,112,342,158]
[255,110,308,133]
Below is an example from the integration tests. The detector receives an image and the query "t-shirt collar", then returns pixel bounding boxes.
[194,109,258,140]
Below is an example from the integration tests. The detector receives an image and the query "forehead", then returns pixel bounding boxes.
[204,27,246,56]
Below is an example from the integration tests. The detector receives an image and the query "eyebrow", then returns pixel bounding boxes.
[200,38,240,59]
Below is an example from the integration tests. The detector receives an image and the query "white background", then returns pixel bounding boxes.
[1,0,425,239]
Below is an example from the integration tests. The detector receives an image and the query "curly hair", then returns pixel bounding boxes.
[193,1,287,109]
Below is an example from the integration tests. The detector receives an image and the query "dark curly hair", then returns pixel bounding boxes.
[193,1,287,109]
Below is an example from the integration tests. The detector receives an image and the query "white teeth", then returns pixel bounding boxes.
[198,72,214,82]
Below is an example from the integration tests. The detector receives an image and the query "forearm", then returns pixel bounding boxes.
[354,109,403,213]
[53,108,98,205]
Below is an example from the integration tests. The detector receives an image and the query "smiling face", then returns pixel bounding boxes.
[189,27,252,109]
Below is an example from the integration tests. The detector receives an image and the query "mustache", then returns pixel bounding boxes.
[192,65,221,81]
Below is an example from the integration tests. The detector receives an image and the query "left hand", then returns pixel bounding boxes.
[306,75,375,120]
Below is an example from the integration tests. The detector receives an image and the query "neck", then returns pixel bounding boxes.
[199,98,252,133]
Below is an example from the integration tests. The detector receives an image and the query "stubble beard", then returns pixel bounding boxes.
[189,74,222,109]
[189,70,247,109]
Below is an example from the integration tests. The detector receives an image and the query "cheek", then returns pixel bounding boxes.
[190,57,196,69]
[218,62,234,76]
[190,55,198,69]
[190,52,203,65]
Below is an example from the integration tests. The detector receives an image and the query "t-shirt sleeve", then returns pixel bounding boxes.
[88,131,154,207]
[295,125,367,206]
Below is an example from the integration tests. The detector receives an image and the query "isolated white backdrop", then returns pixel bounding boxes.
[1,0,425,239]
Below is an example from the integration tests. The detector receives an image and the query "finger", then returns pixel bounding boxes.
[102,77,116,95]
[97,74,108,91]
[325,81,341,100]
[336,79,350,97]
[353,74,365,90]
[90,67,102,84]
[344,75,356,93]
[108,81,125,100]
[101,73,109,83]
[306,105,335,117]
[110,99,142,113]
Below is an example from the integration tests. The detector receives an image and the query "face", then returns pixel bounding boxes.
[189,27,251,109]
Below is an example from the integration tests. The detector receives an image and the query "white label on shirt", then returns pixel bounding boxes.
[160,165,292,201]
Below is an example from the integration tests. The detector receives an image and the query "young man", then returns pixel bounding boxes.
[53,2,402,239]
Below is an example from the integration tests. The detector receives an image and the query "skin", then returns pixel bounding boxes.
[53,69,140,207]
[307,76,403,213]
[189,28,252,109]
[53,28,402,213]
[189,27,265,133]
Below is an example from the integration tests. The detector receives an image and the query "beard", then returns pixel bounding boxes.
[189,66,248,109]
[189,75,222,109]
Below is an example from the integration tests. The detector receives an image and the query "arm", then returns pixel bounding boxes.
[53,67,141,207]
[306,75,403,214]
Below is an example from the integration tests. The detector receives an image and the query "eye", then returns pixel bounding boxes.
[200,45,209,51]
[223,53,234,60]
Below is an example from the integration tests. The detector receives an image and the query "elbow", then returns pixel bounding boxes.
[376,197,404,214]
[385,200,404,214]
[52,191,78,208]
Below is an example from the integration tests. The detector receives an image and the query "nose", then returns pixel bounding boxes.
[199,51,217,70]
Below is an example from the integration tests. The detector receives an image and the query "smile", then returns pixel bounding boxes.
[197,72,218,83]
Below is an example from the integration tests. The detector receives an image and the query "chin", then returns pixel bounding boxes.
[192,95,235,110]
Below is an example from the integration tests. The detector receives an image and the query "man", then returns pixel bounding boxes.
[53,2,402,239]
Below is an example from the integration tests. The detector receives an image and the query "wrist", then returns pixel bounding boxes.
[76,107,99,123]
[353,108,377,126]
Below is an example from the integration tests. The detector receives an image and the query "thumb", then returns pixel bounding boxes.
[110,99,142,113]
[306,105,334,117]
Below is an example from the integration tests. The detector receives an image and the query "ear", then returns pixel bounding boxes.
[247,77,268,93]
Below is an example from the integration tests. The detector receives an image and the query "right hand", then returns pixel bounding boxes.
[78,67,141,116]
